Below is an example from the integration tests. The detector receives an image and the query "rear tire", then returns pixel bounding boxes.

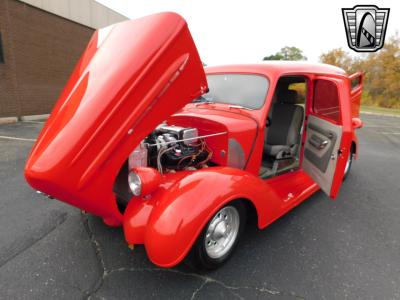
[189,201,246,270]
[343,147,354,180]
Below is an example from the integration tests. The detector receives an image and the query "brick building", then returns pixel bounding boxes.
[0,0,127,118]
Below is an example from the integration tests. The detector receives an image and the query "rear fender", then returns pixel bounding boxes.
[135,167,270,267]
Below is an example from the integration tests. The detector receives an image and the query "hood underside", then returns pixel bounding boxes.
[25,12,207,224]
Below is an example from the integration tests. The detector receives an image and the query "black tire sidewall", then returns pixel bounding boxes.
[343,148,354,180]
[192,201,246,270]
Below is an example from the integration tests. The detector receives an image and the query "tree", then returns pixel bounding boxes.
[263,53,284,60]
[263,46,307,61]
[320,34,400,108]
[319,48,354,73]
[364,34,400,108]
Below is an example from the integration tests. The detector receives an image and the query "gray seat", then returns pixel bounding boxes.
[264,90,304,158]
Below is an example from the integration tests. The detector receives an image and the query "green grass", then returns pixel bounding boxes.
[360,105,400,116]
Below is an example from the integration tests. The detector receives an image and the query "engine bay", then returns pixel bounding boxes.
[113,123,222,208]
[129,124,214,173]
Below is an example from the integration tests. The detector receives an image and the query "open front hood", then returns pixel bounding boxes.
[25,13,207,225]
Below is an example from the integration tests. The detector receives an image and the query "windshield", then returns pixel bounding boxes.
[199,74,269,109]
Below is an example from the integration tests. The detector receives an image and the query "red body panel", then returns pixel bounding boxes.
[169,108,260,170]
[123,167,318,267]
[24,14,362,268]
[327,77,353,198]
[25,13,207,225]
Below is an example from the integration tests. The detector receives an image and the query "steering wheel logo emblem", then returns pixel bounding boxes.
[342,5,390,52]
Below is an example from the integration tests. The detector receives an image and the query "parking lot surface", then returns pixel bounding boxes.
[0,114,399,299]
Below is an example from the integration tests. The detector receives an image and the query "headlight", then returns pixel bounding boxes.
[128,171,142,196]
[127,167,162,197]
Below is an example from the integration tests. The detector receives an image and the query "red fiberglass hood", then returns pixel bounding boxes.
[25,13,207,225]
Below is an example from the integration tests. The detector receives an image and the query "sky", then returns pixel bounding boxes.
[97,0,400,65]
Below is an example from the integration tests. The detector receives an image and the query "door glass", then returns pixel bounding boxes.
[313,80,341,123]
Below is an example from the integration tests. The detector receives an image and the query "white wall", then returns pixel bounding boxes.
[18,0,128,29]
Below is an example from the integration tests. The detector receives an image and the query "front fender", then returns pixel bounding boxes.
[135,167,270,267]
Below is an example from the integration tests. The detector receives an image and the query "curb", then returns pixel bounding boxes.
[20,114,50,121]
[360,111,400,118]
[0,114,49,125]
[0,117,18,125]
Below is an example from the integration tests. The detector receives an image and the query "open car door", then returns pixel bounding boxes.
[303,77,352,199]
[349,72,363,118]
[349,72,364,129]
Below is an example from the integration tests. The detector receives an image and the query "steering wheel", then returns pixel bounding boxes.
[266,117,271,127]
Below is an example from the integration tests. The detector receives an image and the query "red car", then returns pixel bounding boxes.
[25,13,363,269]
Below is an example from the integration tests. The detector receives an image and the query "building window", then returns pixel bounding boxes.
[0,33,4,63]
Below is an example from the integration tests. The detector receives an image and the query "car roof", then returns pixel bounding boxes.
[205,61,348,78]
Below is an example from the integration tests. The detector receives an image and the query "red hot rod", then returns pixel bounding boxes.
[25,13,363,269]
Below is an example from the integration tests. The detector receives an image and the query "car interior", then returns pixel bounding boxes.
[259,76,307,178]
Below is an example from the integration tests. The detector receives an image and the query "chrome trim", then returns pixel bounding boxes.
[147,131,227,147]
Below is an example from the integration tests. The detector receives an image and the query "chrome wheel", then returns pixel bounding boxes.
[205,206,240,259]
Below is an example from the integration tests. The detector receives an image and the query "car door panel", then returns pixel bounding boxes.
[302,77,351,199]
[303,115,342,194]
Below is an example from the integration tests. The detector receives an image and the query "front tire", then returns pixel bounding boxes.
[190,201,246,270]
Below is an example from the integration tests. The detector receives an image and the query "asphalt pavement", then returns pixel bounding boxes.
[0,114,399,300]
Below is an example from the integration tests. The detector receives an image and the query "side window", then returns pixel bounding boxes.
[351,77,361,90]
[288,82,306,104]
[313,80,340,123]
